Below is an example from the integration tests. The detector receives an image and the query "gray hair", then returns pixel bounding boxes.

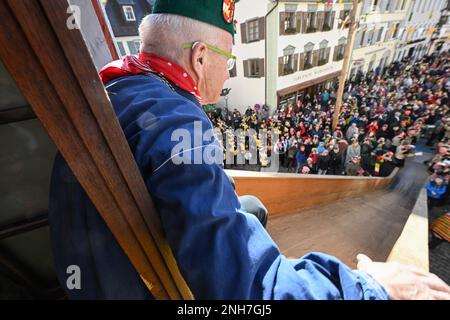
[138,14,223,63]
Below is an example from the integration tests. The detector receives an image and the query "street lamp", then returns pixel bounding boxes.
[221,88,232,109]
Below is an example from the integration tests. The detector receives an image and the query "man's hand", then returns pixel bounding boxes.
[357,254,450,300]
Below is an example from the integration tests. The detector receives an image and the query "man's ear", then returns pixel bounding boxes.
[191,42,207,82]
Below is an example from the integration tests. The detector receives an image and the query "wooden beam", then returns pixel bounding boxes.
[0,0,192,300]
[332,0,359,131]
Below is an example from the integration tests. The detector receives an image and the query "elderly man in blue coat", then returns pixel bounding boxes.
[48,0,450,300]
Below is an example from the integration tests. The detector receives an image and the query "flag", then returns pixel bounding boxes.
[359,14,367,24]
[340,15,351,31]
[322,0,332,9]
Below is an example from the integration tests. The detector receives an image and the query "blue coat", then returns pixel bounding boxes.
[426,181,447,199]
[49,73,389,300]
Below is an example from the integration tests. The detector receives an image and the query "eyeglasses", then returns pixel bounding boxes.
[183,42,237,71]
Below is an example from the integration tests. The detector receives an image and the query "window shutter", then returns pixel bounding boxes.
[379,0,386,13]
[313,49,320,66]
[127,41,138,55]
[241,23,248,43]
[299,53,305,71]
[317,12,325,31]
[325,47,331,63]
[330,11,336,30]
[243,60,249,77]
[390,0,397,12]
[278,57,284,76]
[259,58,265,77]
[229,63,237,78]
[354,31,362,49]
[296,12,302,33]
[362,0,371,14]
[293,53,299,72]
[259,17,265,40]
[333,46,339,61]
[373,30,378,44]
[362,31,369,47]
[279,12,287,35]
[302,12,308,33]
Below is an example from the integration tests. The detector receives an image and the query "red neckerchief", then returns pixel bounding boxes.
[99,52,202,103]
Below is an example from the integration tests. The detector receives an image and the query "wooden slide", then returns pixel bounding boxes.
[229,156,430,270]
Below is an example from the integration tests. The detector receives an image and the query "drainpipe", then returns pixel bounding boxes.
[265,0,279,112]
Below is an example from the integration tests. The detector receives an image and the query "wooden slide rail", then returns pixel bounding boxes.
[0,0,192,300]
[229,169,398,217]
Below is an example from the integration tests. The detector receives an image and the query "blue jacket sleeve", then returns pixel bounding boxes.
[138,108,389,300]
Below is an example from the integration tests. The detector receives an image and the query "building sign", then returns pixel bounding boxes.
[288,64,340,84]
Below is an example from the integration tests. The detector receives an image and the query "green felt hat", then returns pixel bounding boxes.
[152,0,236,36]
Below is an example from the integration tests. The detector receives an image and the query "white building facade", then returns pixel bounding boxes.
[349,0,410,78]
[395,0,447,61]
[221,0,269,112]
[223,0,354,113]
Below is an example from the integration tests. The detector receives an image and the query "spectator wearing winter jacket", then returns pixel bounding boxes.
[329,145,343,175]
[318,150,331,175]
[346,156,362,176]
[426,177,448,209]
[296,145,308,173]
[346,139,361,163]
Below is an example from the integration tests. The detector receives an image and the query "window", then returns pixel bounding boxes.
[339,10,351,29]
[284,12,296,34]
[392,23,399,38]
[123,5,136,22]
[318,48,328,65]
[338,44,345,60]
[281,46,296,75]
[323,11,333,31]
[367,29,374,44]
[360,30,366,46]
[335,40,345,61]
[247,19,260,41]
[306,12,316,33]
[401,0,407,10]
[283,55,294,74]
[116,41,126,57]
[397,0,406,10]
[229,63,237,78]
[372,0,379,11]
[127,40,140,55]
[384,0,391,11]
[377,27,384,42]
[248,59,261,77]
[318,40,329,66]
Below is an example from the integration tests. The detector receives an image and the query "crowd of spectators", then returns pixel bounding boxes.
[207,51,450,178]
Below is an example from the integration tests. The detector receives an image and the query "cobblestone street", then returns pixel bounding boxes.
[429,205,450,285]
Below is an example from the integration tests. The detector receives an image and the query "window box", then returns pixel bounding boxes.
[285,27,297,34]
[304,63,313,70]
[283,68,294,75]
